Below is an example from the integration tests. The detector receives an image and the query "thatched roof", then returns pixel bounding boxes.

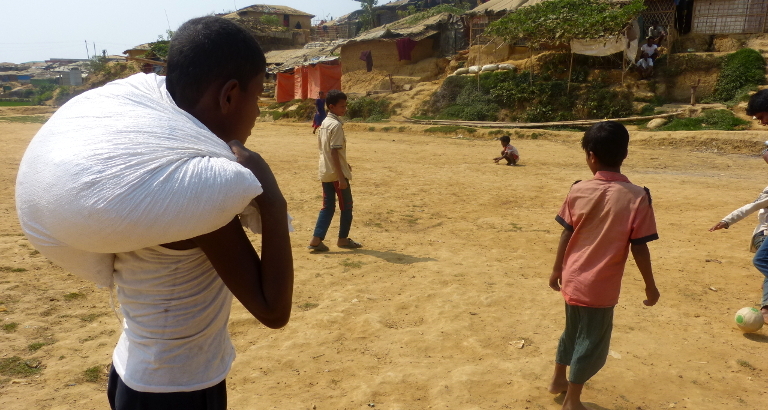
[343,12,454,44]
[264,46,339,72]
[466,0,626,15]
[228,4,315,17]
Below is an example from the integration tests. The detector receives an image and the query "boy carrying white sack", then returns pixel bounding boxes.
[15,17,293,410]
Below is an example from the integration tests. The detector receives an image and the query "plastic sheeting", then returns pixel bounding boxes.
[569,20,640,62]
[294,66,308,100]
[307,64,342,99]
[277,64,342,102]
[276,72,295,103]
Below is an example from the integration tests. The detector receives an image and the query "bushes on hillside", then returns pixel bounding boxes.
[712,48,765,103]
[424,69,633,122]
[346,97,390,121]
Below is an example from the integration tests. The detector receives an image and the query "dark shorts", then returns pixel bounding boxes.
[107,365,227,410]
[555,303,614,384]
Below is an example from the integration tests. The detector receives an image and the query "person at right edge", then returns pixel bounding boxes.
[547,121,660,410]
[709,89,768,326]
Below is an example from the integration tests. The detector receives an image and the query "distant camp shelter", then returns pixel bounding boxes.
[122,44,151,59]
[690,0,768,34]
[223,4,314,29]
[466,0,768,42]
[267,47,341,103]
[338,12,466,75]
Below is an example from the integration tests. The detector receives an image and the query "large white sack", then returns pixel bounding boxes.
[16,73,265,287]
[481,64,499,72]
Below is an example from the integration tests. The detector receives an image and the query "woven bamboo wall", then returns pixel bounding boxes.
[692,0,768,34]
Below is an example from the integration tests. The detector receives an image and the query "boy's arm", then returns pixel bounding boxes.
[194,142,294,329]
[710,194,768,231]
[330,148,348,189]
[630,243,659,306]
[549,228,573,291]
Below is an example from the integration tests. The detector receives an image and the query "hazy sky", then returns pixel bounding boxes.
[1,1,364,64]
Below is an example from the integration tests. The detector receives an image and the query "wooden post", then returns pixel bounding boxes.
[567,52,574,93]
[690,78,701,106]
[622,52,626,85]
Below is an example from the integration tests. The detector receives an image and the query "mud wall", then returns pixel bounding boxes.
[340,38,436,75]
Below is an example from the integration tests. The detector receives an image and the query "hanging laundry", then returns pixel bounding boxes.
[396,38,418,61]
[359,50,373,72]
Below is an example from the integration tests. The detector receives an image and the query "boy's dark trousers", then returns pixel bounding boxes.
[312,179,353,240]
[108,366,226,410]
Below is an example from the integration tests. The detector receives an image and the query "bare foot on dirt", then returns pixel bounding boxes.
[548,379,568,394]
[562,401,590,410]
[761,307,768,325]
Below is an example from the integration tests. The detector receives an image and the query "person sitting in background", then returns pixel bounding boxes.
[636,37,659,79]
[648,24,667,45]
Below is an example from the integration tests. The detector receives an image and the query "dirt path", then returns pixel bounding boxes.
[1,121,766,410]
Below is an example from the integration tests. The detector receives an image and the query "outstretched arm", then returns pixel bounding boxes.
[631,243,659,306]
[194,141,294,329]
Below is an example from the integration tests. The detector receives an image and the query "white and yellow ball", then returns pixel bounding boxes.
[734,307,764,333]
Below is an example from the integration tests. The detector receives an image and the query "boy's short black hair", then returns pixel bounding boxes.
[581,121,629,167]
[500,135,511,144]
[326,89,347,108]
[746,89,768,116]
[166,16,266,108]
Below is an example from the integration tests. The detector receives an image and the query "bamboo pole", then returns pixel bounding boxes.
[622,51,626,85]
[567,52,574,93]
[403,111,682,129]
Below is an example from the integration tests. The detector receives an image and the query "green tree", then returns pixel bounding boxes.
[355,0,379,31]
[486,0,645,46]
[260,15,281,27]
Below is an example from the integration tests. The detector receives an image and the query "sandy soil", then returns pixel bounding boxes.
[1,118,767,410]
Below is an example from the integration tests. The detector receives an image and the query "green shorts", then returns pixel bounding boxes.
[555,303,614,384]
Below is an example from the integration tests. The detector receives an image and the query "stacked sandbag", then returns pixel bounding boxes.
[468,65,481,74]
[453,67,470,75]
[481,64,499,72]
[16,73,264,287]
[498,64,516,71]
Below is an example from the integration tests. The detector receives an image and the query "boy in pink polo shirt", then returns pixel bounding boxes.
[547,121,660,410]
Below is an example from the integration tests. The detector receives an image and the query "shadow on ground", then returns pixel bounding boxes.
[354,249,437,264]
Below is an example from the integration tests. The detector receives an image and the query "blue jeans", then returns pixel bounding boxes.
[312,180,353,240]
[751,232,768,308]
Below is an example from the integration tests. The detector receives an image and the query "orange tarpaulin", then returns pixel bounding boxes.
[307,64,342,99]
[294,66,308,100]
[275,72,295,103]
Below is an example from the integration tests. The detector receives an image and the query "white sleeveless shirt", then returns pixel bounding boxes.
[111,246,235,392]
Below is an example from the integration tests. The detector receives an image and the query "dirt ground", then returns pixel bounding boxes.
[1,117,768,410]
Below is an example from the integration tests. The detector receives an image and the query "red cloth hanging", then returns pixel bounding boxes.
[359,50,373,72]
[396,38,418,61]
